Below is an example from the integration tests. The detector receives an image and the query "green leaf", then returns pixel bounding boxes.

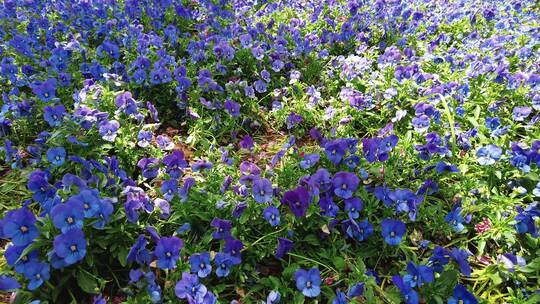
[77,269,99,294]
[333,256,346,270]
[293,292,305,304]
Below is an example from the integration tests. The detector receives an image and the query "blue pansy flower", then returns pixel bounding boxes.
[263,206,280,227]
[46,147,66,166]
[252,178,273,203]
[0,275,20,291]
[266,290,280,304]
[43,104,66,127]
[50,199,84,233]
[333,172,359,199]
[392,275,419,304]
[294,268,321,298]
[344,197,363,219]
[450,248,472,276]
[189,252,212,278]
[154,237,183,270]
[445,205,465,232]
[2,207,39,246]
[53,229,87,265]
[448,284,477,304]
[403,262,434,288]
[476,144,502,165]
[214,253,234,277]
[381,219,406,246]
[24,261,50,290]
[300,153,320,169]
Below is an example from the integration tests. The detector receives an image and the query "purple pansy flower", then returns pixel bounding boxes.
[333,172,359,199]
[281,186,310,217]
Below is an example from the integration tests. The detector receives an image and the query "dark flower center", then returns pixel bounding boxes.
[20,225,28,233]
[200,263,205,269]
[166,252,171,257]
[390,231,396,237]
[341,184,347,189]
[306,281,312,288]
[67,216,74,224]
[70,245,77,252]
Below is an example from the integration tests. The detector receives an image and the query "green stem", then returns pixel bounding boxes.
[241,227,286,252]
[287,252,338,274]
[440,95,457,155]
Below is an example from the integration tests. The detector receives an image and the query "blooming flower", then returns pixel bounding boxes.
[428,246,450,273]
[448,284,477,304]
[161,179,178,201]
[214,252,234,277]
[295,268,321,298]
[332,289,347,304]
[300,153,320,169]
[381,219,406,246]
[24,261,50,290]
[263,206,280,226]
[403,262,434,288]
[32,78,57,101]
[53,229,87,265]
[51,198,85,233]
[46,147,66,166]
[175,272,208,302]
[154,236,183,269]
[275,237,293,259]
[347,282,364,298]
[137,157,160,179]
[392,275,419,304]
[127,235,151,266]
[43,104,66,127]
[450,248,472,276]
[98,120,120,142]
[324,140,347,165]
[2,207,39,246]
[344,197,363,219]
[514,202,539,237]
[211,218,232,240]
[497,253,526,272]
[445,205,465,232]
[163,150,188,178]
[252,178,273,203]
[224,99,240,117]
[389,188,422,220]
[266,290,280,304]
[282,186,310,217]
[333,172,359,199]
[476,145,502,165]
[189,252,212,278]
[0,275,20,291]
